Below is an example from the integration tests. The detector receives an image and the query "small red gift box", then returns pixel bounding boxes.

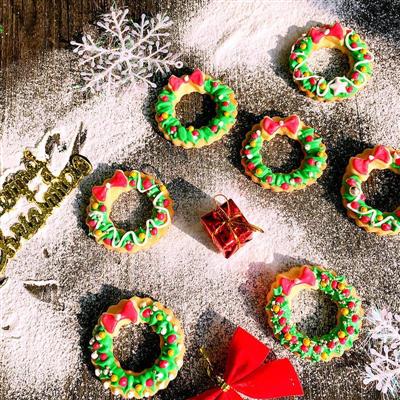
[201,195,263,258]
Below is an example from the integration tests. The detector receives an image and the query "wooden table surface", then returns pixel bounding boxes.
[1,1,400,400]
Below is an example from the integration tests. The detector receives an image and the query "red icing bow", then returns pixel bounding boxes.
[188,327,303,400]
[101,300,138,334]
[262,115,300,135]
[280,267,316,295]
[92,170,128,202]
[309,22,344,44]
[168,69,204,91]
[352,145,391,175]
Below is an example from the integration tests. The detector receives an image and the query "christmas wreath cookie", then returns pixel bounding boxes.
[341,145,400,235]
[86,170,174,252]
[155,68,238,148]
[89,296,185,399]
[289,22,373,101]
[266,266,363,362]
[240,115,327,192]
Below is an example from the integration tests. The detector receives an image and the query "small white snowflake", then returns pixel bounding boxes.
[364,308,400,398]
[71,7,182,93]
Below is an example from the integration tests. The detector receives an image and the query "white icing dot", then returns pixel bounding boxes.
[89,338,95,345]
[218,95,224,100]
[184,75,189,82]
[256,129,261,135]
[128,392,135,399]
[103,381,111,389]
[279,120,284,126]
[145,392,151,398]
[316,161,322,167]
[91,352,98,360]
[166,315,172,321]
[161,327,167,335]
[246,154,253,159]
[324,29,330,35]
[368,155,375,161]
[115,314,122,321]
[290,179,295,184]
[218,121,224,127]
[95,369,101,377]
[305,144,311,151]
[106,183,111,189]
[177,359,183,367]
[140,301,147,308]
[294,278,301,283]
[95,334,102,341]
[152,305,158,311]
[309,172,314,178]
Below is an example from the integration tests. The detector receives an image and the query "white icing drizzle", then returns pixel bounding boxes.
[347,156,399,229]
[88,171,171,248]
[291,30,374,98]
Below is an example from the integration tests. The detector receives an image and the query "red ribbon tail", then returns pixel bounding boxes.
[190,69,204,86]
[329,22,344,40]
[309,27,324,43]
[262,117,280,135]
[169,75,184,91]
[92,185,108,202]
[110,170,128,187]
[352,157,369,175]
[374,145,391,163]
[232,358,304,398]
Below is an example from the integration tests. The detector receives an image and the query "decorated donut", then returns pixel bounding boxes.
[155,68,238,148]
[89,296,185,399]
[86,170,174,252]
[289,22,373,101]
[266,265,363,362]
[341,145,400,235]
[240,115,327,192]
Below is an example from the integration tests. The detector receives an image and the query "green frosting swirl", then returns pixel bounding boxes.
[266,266,363,362]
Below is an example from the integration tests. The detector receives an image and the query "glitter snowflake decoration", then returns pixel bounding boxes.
[71,7,182,93]
[363,308,400,398]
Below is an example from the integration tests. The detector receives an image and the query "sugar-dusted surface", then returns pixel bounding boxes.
[0,1,400,399]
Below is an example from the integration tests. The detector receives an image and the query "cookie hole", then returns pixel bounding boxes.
[113,323,160,372]
[110,190,154,232]
[261,136,303,173]
[291,289,337,337]
[307,47,350,82]
[175,92,216,127]
[362,169,400,212]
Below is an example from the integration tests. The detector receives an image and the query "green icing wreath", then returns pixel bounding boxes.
[266,266,363,362]
[241,115,327,192]
[90,296,185,399]
[155,69,238,148]
[289,22,373,101]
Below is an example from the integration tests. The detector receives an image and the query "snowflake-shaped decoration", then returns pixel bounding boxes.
[363,308,400,398]
[71,7,182,93]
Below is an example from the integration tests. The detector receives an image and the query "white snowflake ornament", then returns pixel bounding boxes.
[364,308,400,398]
[71,7,182,93]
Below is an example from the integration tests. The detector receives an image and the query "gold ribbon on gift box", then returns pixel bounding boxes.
[0,150,92,275]
[210,194,264,246]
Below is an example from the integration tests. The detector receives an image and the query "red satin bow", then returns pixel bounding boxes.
[169,69,204,91]
[262,115,300,135]
[92,170,128,202]
[280,267,316,295]
[352,145,391,175]
[188,327,303,400]
[309,22,344,44]
[101,300,138,334]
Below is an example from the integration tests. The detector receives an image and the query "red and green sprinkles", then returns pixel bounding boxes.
[86,170,173,252]
[266,266,363,362]
[289,22,373,101]
[89,297,185,399]
[342,145,400,235]
[241,115,327,192]
[155,68,238,148]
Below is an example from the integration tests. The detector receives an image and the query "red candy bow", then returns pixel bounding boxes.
[188,327,303,400]
[280,266,316,295]
[101,300,138,334]
[352,145,391,175]
[309,22,344,44]
[92,170,128,202]
[262,115,300,135]
[169,69,204,91]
